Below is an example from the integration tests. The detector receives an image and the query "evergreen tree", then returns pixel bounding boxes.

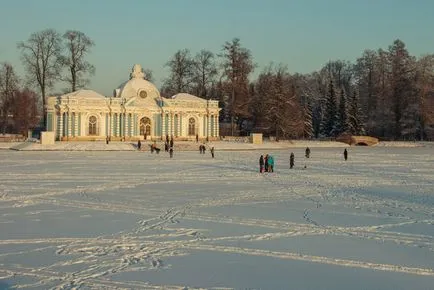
[348,90,365,135]
[303,98,314,139]
[320,80,338,137]
[337,88,350,135]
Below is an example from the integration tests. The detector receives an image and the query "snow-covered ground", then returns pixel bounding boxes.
[2,139,430,152]
[0,146,433,289]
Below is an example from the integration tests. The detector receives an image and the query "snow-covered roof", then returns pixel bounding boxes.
[59,90,106,99]
[170,93,206,102]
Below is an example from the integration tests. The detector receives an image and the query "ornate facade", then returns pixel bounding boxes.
[45,64,220,141]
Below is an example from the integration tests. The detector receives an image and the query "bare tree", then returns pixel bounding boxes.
[17,29,62,127]
[254,64,303,140]
[10,89,39,136]
[192,50,217,98]
[415,54,434,140]
[0,63,20,133]
[60,30,95,92]
[220,38,255,135]
[161,49,194,96]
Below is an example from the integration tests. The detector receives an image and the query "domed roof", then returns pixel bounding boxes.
[115,64,160,100]
[170,93,207,102]
[60,89,106,99]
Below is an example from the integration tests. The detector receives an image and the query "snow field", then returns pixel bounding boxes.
[0,146,433,289]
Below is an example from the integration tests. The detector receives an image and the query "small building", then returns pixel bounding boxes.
[45,64,221,141]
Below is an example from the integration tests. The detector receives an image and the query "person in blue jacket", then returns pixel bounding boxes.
[267,155,274,172]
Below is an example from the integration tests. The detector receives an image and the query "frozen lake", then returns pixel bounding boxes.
[0,146,433,289]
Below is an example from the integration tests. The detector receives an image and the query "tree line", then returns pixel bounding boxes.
[0,29,94,134]
[1,28,433,140]
[161,39,434,140]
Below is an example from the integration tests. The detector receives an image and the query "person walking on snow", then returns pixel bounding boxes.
[210,147,215,158]
[305,147,310,158]
[267,155,274,172]
[169,147,174,158]
[264,154,269,172]
[344,148,348,161]
[259,155,264,173]
[290,152,295,169]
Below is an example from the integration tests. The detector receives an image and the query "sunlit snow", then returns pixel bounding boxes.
[0,145,433,289]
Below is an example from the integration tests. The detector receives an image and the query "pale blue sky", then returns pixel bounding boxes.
[0,0,433,95]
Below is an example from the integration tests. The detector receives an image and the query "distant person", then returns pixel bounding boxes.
[202,145,206,154]
[259,155,264,173]
[199,145,203,154]
[166,134,169,144]
[164,142,169,152]
[305,147,310,158]
[344,148,348,161]
[170,137,174,148]
[106,136,109,145]
[290,152,295,169]
[267,155,274,172]
[196,134,199,143]
[169,147,173,158]
[210,147,215,158]
[264,154,269,172]
[137,140,141,150]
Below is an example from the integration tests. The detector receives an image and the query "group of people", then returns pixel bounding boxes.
[259,154,274,173]
[199,144,206,154]
[199,144,215,158]
[259,147,350,173]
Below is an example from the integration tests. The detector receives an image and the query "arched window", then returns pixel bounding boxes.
[188,117,196,136]
[140,117,151,136]
[88,115,98,135]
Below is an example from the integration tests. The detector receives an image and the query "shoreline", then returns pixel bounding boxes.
[0,140,431,152]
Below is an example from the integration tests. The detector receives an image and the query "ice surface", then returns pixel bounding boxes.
[0,146,433,289]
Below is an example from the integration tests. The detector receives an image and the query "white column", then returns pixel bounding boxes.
[65,112,70,137]
[109,113,113,137]
[74,113,78,137]
[161,112,165,137]
[167,112,171,136]
[128,114,132,137]
[115,114,118,137]
[215,115,219,137]
[58,112,63,139]
[178,114,181,137]
[124,113,127,138]
[206,114,212,137]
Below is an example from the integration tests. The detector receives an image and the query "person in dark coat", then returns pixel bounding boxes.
[210,147,215,158]
[259,155,264,173]
[137,140,142,150]
[164,142,169,152]
[344,148,348,161]
[290,152,295,169]
[264,154,269,172]
[166,134,169,144]
[170,137,174,148]
[106,136,109,145]
[196,134,199,143]
[202,145,206,154]
[305,147,310,158]
[169,147,173,158]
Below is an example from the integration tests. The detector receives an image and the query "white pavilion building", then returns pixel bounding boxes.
[45,64,221,141]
